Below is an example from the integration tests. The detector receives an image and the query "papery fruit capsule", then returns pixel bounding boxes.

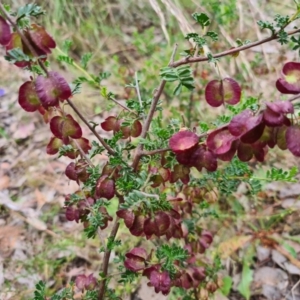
[95,175,115,200]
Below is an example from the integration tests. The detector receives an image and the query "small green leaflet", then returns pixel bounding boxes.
[160,66,195,95]
[192,12,210,28]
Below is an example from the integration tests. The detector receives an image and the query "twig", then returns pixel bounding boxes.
[98,217,120,300]
[288,93,300,102]
[133,44,178,170]
[169,43,178,65]
[135,71,143,116]
[66,99,115,155]
[110,97,138,116]
[72,139,94,167]
[170,28,300,68]
[141,148,170,156]
[131,80,166,170]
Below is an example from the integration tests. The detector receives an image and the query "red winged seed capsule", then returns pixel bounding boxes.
[286,125,300,157]
[276,62,300,94]
[149,270,172,295]
[18,81,41,112]
[0,16,11,46]
[189,145,218,172]
[263,101,294,126]
[144,211,171,238]
[75,274,87,290]
[131,120,143,137]
[116,209,135,228]
[124,247,148,272]
[129,214,145,236]
[46,137,63,155]
[35,72,72,108]
[228,110,265,143]
[207,127,238,155]
[50,114,82,140]
[28,24,56,54]
[205,77,241,107]
[65,162,78,181]
[169,130,199,154]
[101,116,117,131]
[94,175,115,200]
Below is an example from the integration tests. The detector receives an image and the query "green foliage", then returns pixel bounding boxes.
[81,53,93,70]
[160,66,195,95]
[192,12,210,28]
[291,34,300,55]
[33,281,46,300]
[220,276,233,296]
[14,3,44,28]
[50,286,74,300]
[266,166,298,182]
[156,244,188,278]
[57,55,74,65]
[257,14,290,44]
[118,269,139,284]
[84,201,107,238]
[58,144,74,158]
[121,188,172,212]
[198,157,260,197]
[5,48,31,64]
[237,262,253,300]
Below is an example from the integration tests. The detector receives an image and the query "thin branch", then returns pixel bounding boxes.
[141,148,170,156]
[170,28,300,68]
[131,43,179,170]
[169,43,178,65]
[135,71,143,116]
[98,217,120,300]
[131,80,166,170]
[110,96,138,116]
[288,93,300,102]
[72,139,94,167]
[66,99,115,155]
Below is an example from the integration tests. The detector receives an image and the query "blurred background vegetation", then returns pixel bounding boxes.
[3,0,300,299]
[11,0,297,124]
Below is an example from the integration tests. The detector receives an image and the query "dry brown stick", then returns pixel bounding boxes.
[98,217,120,300]
[170,28,300,68]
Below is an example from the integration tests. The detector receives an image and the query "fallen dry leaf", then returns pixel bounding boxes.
[217,235,252,259]
[0,175,10,190]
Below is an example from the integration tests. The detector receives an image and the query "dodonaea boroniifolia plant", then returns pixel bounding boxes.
[2,2,300,300]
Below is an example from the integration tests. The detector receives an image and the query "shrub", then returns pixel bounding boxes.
[1,2,300,299]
